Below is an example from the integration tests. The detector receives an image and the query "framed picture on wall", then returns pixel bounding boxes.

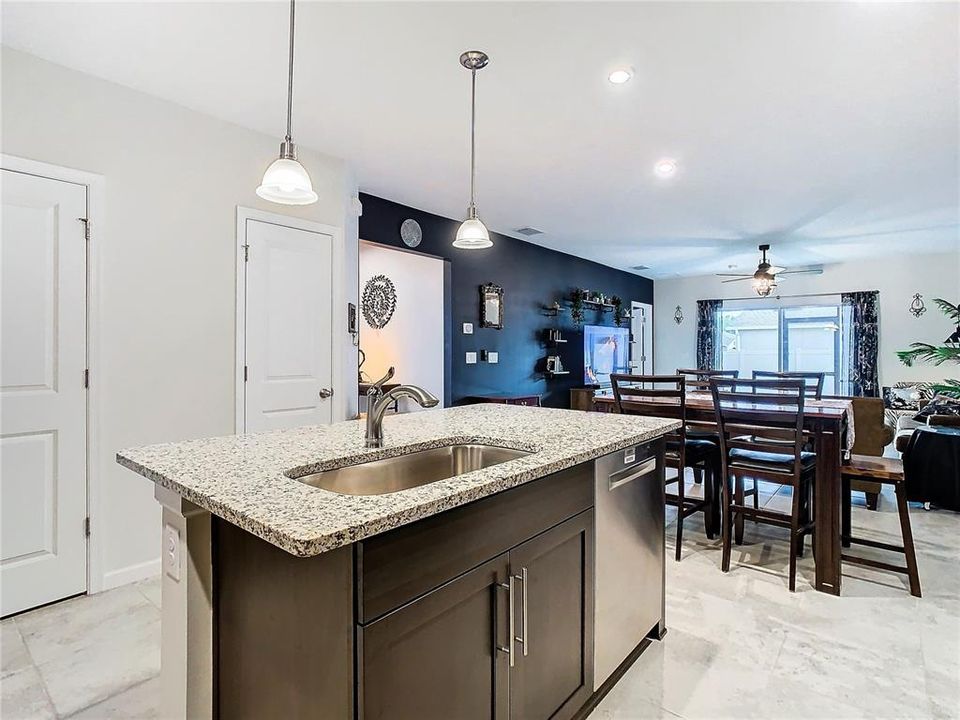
[479,283,504,329]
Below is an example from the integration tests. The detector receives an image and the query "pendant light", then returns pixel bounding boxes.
[256,0,318,205]
[453,51,493,249]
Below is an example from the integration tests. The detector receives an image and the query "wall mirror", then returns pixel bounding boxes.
[479,283,504,329]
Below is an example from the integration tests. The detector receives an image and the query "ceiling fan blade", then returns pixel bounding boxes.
[767,265,786,274]
[721,277,755,283]
[778,268,822,275]
[715,273,750,277]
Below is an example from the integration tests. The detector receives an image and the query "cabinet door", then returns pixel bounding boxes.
[359,554,510,720]
[509,511,595,720]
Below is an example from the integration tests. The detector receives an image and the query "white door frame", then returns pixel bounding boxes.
[630,301,654,375]
[234,207,345,433]
[1,154,107,594]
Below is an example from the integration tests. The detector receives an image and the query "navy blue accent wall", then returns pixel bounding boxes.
[359,194,653,408]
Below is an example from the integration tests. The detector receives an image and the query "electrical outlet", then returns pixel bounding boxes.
[462,323,473,335]
[488,351,499,364]
[164,523,181,582]
[465,351,477,365]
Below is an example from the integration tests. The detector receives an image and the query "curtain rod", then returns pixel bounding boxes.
[714,290,879,303]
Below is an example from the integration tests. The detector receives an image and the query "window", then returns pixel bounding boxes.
[719,301,845,395]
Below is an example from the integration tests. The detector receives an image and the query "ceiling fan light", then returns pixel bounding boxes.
[256,156,318,205]
[752,275,777,297]
[453,217,493,249]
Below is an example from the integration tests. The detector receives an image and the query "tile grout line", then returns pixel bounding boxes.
[59,674,160,719]
[10,619,59,718]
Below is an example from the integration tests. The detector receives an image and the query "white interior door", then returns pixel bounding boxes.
[1,169,88,616]
[241,216,334,432]
[629,302,653,375]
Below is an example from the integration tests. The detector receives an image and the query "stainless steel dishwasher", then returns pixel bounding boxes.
[593,440,665,690]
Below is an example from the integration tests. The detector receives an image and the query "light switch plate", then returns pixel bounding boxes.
[164,523,181,582]
[466,351,477,365]
[488,352,499,364]
[462,323,474,335]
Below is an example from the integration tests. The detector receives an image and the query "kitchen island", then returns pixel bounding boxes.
[117,404,679,720]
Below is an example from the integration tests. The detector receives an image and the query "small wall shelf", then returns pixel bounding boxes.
[581,299,616,313]
[544,370,571,377]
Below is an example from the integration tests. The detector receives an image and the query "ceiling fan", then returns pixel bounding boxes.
[715,244,821,297]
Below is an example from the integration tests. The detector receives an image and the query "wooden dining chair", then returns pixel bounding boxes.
[752,371,825,400]
[611,374,719,561]
[675,369,740,485]
[710,377,816,591]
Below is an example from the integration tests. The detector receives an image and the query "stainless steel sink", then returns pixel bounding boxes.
[292,444,532,496]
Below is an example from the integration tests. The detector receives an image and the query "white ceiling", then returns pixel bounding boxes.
[4,1,958,277]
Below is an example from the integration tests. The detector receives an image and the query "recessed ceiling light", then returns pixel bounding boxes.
[654,158,678,178]
[608,67,634,85]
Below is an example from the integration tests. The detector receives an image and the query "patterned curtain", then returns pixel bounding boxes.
[841,291,880,397]
[696,299,723,370]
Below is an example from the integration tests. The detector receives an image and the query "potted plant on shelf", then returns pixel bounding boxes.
[570,288,585,326]
[611,296,624,327]
[897,298,960,398]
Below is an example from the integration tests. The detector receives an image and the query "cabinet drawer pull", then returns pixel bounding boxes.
[516,567,529,656]
[495,579,515,667]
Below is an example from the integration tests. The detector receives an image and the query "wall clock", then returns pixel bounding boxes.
[400,218,422,248]
[362,274,398,329]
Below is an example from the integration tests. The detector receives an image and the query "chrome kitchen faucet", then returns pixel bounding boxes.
[365,367,439,448]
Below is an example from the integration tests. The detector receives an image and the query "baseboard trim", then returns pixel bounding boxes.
[101,558,161,591]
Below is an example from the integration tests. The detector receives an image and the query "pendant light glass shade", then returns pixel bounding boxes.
[257,0,317,206]
[454,216,492,249]
[257,145,318,205]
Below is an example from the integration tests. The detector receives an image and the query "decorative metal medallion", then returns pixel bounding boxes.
[400,218,422,248]
[362,274,397,329]
[909,293,926,318]
[674,305,684,325]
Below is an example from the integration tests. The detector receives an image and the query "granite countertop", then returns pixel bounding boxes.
[117,404,679,557]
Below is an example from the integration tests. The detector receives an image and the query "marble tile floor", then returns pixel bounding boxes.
[2,481,957,719]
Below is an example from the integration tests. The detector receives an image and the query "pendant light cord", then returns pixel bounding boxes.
[469,67,477,217]
[285,0,296,143]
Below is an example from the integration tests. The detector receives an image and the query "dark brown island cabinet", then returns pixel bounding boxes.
[183,440,664,720]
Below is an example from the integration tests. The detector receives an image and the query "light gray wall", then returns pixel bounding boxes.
[654,250,960,389]
[1,47,359,588]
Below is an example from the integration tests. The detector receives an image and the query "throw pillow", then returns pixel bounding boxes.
[913,395,960,422]
[884,385,925,410]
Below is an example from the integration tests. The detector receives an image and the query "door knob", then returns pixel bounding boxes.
[318,387,334,399]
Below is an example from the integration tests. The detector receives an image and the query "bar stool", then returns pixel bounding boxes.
[611,374,719,561]
[841,455,921,597]
[676,369,740,488]
[710,377,816,591]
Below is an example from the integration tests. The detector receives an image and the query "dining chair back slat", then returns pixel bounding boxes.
[677,368,739,391]
[752,370,825,399]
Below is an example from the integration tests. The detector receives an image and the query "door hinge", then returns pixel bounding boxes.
[243,244,249,262]
[83,369,90,389]
[78,217,91,241]
[84,517,91,538]
[244,365,248,382]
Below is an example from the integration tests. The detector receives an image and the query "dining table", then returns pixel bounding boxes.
[588,389,852,595]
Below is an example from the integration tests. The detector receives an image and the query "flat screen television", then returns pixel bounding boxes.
[583,324,631,387]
